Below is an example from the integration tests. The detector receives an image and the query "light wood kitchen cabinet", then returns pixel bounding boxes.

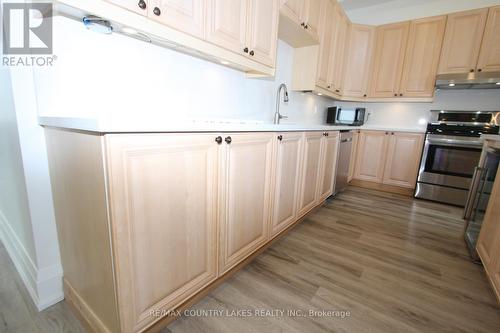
[477,167,500,301]
[105,0,148,15]
[302,0,322,39]
[399,16,446,98]
[316,0,335,89]
[280,0,304,24]
[369,21,410,98]
[348,130,359,182]
[382,132,424,188]
[354,130,389,183]
[477,6,500,72]
[149,0,205,38]
[206,0,278,67]
[329,4,350,94]
[105,133,219,332]
[218,133,274,274]
[298,132,324,216]
[438,8,488,74]
[342,24,375,98]
[318,131,339,201]
[271,132,303,237]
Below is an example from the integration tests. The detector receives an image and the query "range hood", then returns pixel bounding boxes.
[436,72,500,89]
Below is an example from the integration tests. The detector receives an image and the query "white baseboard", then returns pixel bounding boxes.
[0,210,64,311]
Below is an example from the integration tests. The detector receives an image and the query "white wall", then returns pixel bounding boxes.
[342,0,500,25]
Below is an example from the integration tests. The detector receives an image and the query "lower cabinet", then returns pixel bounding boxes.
[270,132,303,237]
[46,129,338,333]
[353,130,424,189]
[477,167,500,301]
[218,132,274,274]
[298,132,324,216]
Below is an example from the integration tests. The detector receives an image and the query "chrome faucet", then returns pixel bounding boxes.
[274,83,289,124]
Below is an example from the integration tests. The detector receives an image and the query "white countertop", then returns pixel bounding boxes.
[38,116,426,134]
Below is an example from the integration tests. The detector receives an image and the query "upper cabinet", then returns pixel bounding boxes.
[399,16,447,98]
[369,22,410,98]
[342,24,375,98]
[438,8,488,74]
[246,0,280,67]
[477,6,500,72]
[302,0,322,39]
[281,0,304,23]
[149,0,206,38]
[280,0,321,42]
[328,4,350,94]
[316,0,335,89]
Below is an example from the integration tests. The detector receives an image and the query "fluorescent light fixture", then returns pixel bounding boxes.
[448,83,455,87]
[317,93,323,96]
[220,60,230,65]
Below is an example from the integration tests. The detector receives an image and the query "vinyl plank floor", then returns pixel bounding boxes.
[1,186,499,333]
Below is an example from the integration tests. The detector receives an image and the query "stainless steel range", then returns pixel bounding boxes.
[414,110,500,206]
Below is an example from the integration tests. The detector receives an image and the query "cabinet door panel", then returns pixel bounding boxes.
[219,133,274,274]
[106,134,218,333]
[329,5,349,93]
[348,130,359,182]
[149,0,205,38]
[382,132,424,188]
[400,16,446,98]
[354,131,389,183]
[303,0,322,39]
[247,0,279,67]
[105,0,148,15]
[342,24,375,98]
[298,132,323,216]
[271,132,303,237]
[316,0,335,89]
[281,0,304,24]
[369,22,409,98]
[438,8,488,74]
[206,0,247,52]
[319,132,339,201]
[477,6,500,72]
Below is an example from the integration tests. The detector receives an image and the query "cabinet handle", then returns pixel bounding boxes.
[327,85,331,89]
[153,7,161,15]
[225,136,232,144]
[138,0,146,10]
[385,132,389,135]
[399,93,403,97]
[249,50,254,56]
[391,132,395,135]
[470,69,475,72]
[335,89,340,93]
[305,24,309,29]
[323,132,329,137]
[277,135,283,141]
[301,22,305,27]
[477,68,482,72]
[243,47,249,53]
[215,136,222,144]
[363,94,367,97]
[394,93,398,97]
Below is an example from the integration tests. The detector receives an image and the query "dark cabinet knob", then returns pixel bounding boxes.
[335,89,340,93]
[153,7,161,15]
[243,47,249,53]
[470,69,475,72]
[478,68,482,72]
[249,50,254,56]
[215,136,222,144]
[327,85,331,89]
[394,93,398,96]
[385,132,389,135]
[391,132,395,135]
[363,94,367,97]
[399,93,403,96]
[301,22,305,27]
[305,24,309,29]
[225,136,232,144]
[323,132,329,137]
[277,135,283,141]
[138,0,146,10]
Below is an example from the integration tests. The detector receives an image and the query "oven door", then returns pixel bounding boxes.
[418,134,483,189]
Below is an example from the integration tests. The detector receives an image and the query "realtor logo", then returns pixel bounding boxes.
[3,2,53,55]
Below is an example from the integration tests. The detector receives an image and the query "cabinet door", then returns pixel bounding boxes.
[354,130,389,183]
[342,24,375,98]
[438,8,488,74]
[280,0,304,25]
[219,133,274,274]
[206,0,247,53]
[149,0,205,38]
[105,134,218,333]
[246,0,279,67]
[369,21,409,98]
[298,132,323,216]
[382,132,424,188]
[477,6,500,73]
[105,0,148,15]
[400,16,446,98]
[318,132,339,201]
[477,167,500,272]
[316,0,335,89]
[487,241,500,301]
[303,0,322,39]
[329,5,349,93]
[271,132,303,237]
[348,130,359,182]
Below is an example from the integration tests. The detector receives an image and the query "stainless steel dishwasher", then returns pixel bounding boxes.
[333,130,353,196]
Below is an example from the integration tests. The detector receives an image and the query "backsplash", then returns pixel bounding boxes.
[33,17,500,129]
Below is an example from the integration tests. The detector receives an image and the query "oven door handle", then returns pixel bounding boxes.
[427,138,483,148]
[463,167,486,220]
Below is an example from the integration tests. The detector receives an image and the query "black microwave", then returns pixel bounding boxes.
[326,107,366,126]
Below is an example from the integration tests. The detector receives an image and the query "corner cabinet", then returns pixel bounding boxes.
[218,133,274,274]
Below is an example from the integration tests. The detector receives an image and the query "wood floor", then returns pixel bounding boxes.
[1,186,499,332]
